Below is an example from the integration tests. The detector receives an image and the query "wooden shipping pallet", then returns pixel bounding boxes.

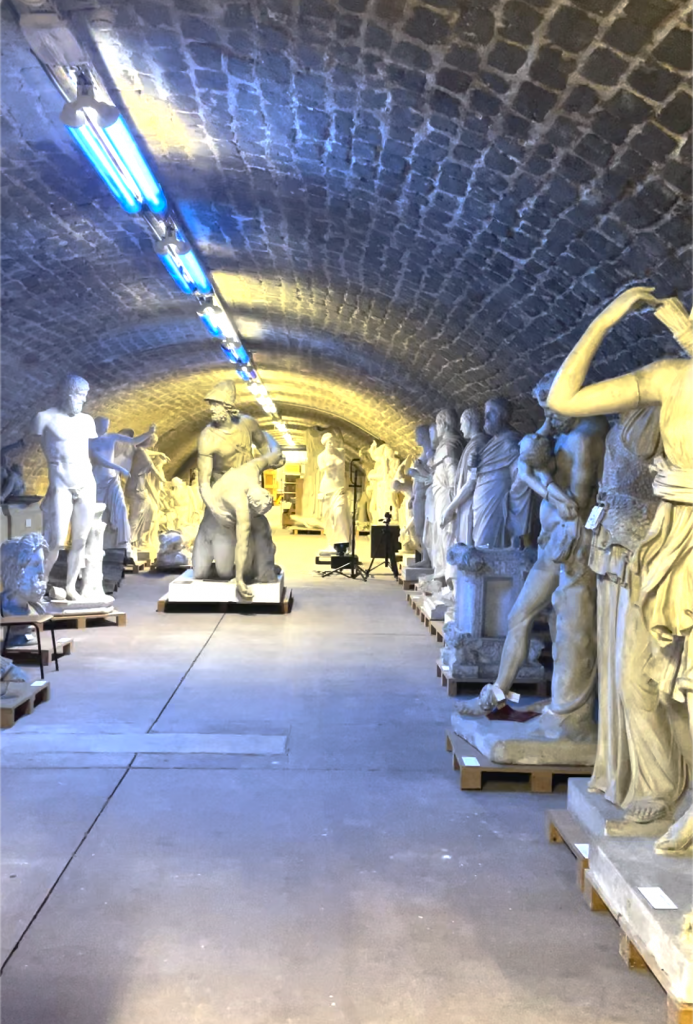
[157,590,293,615]
[582,870,692,1024]
[437,663,550,699]
[38,610,127,630]
[1,680,51,729]
[289,527,323,535]
[546,808,592,892]
[445,729,593,793]
[5,637,73,667]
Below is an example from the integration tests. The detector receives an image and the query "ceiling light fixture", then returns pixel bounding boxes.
[154,226,211,294]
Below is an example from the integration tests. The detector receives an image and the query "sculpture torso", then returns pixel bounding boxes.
[202,419,255,483]
[33,408,96,490]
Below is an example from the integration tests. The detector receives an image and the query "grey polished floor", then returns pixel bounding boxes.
[1,534,663,1023]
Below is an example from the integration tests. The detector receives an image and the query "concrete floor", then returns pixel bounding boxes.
[1,533,664,1023]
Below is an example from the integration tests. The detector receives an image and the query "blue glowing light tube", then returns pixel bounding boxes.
[66,124,141,214]
[220,341,250,364]
[236,365,257,382]
[177,249,211,293]
[199,308,224,337]
[158,251,194,293]
[101,116,167,215]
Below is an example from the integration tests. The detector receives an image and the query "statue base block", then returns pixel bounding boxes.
[48,598,115,615]
[420,595,451,621]
[402,565,429,582]
[450,713,596,766]
[567,777,676,839]
[587,836,693,1004]
[161,569,286,607]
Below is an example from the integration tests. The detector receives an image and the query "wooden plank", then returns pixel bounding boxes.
[41,611,126,630]
[441,669,548,699]
[545,808,591,892]
[582,873,608,912]
[619,933,648,971]
[1,680,50,729]
[445,730,592,793]
[668,997,693,1024]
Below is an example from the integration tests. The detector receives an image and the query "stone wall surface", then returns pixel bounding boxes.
[1,0,690,485]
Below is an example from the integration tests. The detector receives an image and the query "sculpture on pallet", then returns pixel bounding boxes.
[472,397,532,548]
[125,433,168,554]
[356,444,375,530]
[160,477,200,546]
[32,375,97,600]
[302,428,325,524]
[79,503,114,606]
[392,459,417,554]
[423,408,462,584]
[547,287,693,855]
[155,531,192,570]
[0,532,48,646]
[453,372,609,762]
[441,408,489,545]
[192,380,281,587]
[367,442,399,524]
[408,425,434,564]
[90,418,157,553]
[587,408,687,831]
[317,433,351,552]
[1,440,25,503]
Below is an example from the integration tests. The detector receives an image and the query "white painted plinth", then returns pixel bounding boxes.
[163,569,285,605]
[403,565,429,582]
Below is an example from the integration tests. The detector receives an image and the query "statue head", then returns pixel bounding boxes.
[63,375,89,416]
[654,297,693,356]
[460,407,483,439]
[520,432,553,471]
[321,432,335,453]
[532,371,573,434]
[435,408,457,439]
[1,533,48,608]
[142,433,158,449]
[483,397,512,437]
[94,416,110,436]
[118,428,135,438]
[205,380,239,426]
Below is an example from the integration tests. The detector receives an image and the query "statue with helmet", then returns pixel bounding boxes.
[192,380,284,591]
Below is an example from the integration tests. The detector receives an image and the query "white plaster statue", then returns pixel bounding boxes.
[392,459,416,554]
[472,397,532,548]
[589,408,687,828]
[356,444,374,529]
[188,469,205,519]
[548,286,693,855]
[408,424,434,564]
[90,418,157,553]
[0,532,49,646]
[317,433,352,551]
[155,530,192,570]
[1,440,26,503]
[192,380,282,585]
[367,442,399,523]
[423,409,462,583]
[125,433,168,553]
[455,372,609,745]
[32,375,97,600]
[79,503,113,606]
[161,477,201,546]
[1,655,30,700]
[302,427,324,523]
[441,408,489,545]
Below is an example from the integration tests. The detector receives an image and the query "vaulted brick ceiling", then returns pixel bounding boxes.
[2,0,691,481]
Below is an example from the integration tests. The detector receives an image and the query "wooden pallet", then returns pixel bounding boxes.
[438,664,549,699]
[445,729,593,793]
[582,870,692,1024]
[158,590,293,615]
[5,637,73,666]
[546,808,591,892]
[289,527,322,535]
[38,610,126,630]
[1,680,51,729]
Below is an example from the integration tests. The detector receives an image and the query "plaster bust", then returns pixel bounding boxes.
[0,532,49,615]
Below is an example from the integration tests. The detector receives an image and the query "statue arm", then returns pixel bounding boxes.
[548,287,664,417]
[89,444,130,477]
[120,425,156,446]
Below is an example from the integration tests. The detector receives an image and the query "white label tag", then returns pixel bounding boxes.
[25,518,32,527]
[584,505,606,530]
[638,886,677,910]
[506,690,521,703]
[462,756,480,767]
[575,843,589,858]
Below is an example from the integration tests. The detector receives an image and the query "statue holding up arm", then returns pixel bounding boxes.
[547,286,693,856]
[125,433,169,553]
[90,418,157,553]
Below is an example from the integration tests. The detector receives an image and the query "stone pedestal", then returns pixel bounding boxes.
[441,545,544,682]
[162,568,286,606]
[450,712,596,765]
[567,777,679,839]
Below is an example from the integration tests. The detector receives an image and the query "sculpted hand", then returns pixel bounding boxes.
[118,468,131,479]
[606,287,660,322]
[556,496,578,521]
[440,508,454,528]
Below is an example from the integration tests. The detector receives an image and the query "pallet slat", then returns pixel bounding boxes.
[1,680,51,729]
[38,611,126,630]
[445,730,592,792]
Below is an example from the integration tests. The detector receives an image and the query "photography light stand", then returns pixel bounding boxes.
[361,509,400,581]
[315,459,371,581]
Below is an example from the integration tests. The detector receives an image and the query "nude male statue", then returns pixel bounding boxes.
[192,380,283,582]
[455,372,608,741]
[32,375,97,600]
[90,418,157,552]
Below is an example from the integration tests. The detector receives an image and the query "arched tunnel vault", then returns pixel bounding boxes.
[1,0,691,481]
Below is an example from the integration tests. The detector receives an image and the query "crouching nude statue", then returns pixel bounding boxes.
[192,380,284,590]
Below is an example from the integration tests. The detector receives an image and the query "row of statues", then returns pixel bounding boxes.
[406,287,691,865]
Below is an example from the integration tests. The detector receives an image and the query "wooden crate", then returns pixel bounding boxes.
[40,610,126,630]
[1,680,51,729]
[439,664,549,699]
[445,729,592,793]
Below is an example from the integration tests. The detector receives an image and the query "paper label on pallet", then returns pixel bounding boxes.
[506,690,520,703]
[638,886,677,910]
[25,518,32,527]
[575,843,589,858]
[462,756,480,766]
[30,681,44,687]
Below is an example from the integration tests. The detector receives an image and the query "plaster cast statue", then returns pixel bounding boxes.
[1,440,25,503]
[1,655,30,700]
[423,409,462,582]
[408,424,434,563]
[441,408,489,545]
[0,532,48,645]
[392,459,417,554]
[209,447,284,600]
[188,469,205,519]
[302,427,324,523]
[90,418,157,552]
[160,477,201,546]
[589,408,687,827]
[317,433,352,551]
[192,380,281,584]
[356,444,375,529]
[125,433,169,553]
[32,375,97,600]
[548,286,693,855]
[472,397,532,548]
[79,503,113,606]
[155,531,192,570]
[367,442,399,523]
[455,372,609,745]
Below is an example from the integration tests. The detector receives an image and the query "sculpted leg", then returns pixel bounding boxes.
[655,693,693,855]
[192,511,218,579]
[212,524,236,579]
[43,487,73,577]
[251,515,278,582]
[66,485,97,600]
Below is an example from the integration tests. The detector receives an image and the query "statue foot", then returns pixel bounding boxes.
[655,806,693,856]
[454,684,499,718]
[65,587,80,601]
[623,798,670,824]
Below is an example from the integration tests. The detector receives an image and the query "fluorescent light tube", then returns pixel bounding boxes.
[98,115,166,214]
[176,248,211,293]
[157,251,193,293]
[65,123,141,214]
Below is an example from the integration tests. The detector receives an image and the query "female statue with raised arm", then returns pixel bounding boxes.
[548,287,693,855]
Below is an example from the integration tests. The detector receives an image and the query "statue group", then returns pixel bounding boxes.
[410,288,692,863]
